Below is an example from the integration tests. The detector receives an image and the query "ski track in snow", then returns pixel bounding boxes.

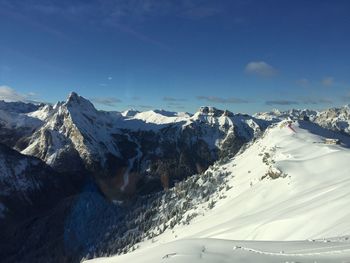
[234,244,350,256]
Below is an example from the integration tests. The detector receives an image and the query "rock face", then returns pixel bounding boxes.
[0,93,268,200]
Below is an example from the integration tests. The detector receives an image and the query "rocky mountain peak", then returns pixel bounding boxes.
[198,106,223,116]
[222,109,234,117]
[67,91,79,101]
[197,106,234,118]
[65,92,96,113]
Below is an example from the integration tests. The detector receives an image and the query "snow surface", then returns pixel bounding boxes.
[86,120,350,263]
[27,104,53,121]
[130,110,190,126]
[87,238,350,263]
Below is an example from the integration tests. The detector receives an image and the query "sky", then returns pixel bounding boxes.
[0,0,350,114]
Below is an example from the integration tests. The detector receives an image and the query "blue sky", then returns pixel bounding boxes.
[0,0,350,113]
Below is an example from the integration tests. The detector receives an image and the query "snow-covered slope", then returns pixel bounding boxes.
[86,119,350,262]
[0,109,42,130]
[153,120,350,241]
[130,109,191,125]
[87,238,350,263]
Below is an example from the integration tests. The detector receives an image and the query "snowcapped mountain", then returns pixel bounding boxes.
[255,104,350,136]
[313,104,350,135]
[21,92,121,174]
[255,108,318,121]
[86,119,350,263]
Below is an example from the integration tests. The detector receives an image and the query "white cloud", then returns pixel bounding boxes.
[107,76,113,80]
[322,77,334,87]
[245,61,277,77]
[0,85,31,102]
[296,78,310,88]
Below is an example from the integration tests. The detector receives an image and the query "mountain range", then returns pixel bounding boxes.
[0,93,349,262]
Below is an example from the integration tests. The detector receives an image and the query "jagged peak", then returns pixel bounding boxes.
[64,92,97,112]
[196,106,233,117]
[66,92,86,104]
[67,91,79,100]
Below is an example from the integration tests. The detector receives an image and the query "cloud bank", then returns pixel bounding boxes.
[0,85,35,102]
[245,61,277,77]
[197,96,248,104]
